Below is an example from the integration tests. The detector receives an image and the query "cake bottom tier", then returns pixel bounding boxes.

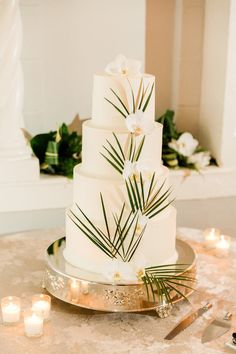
[64,206,177,278]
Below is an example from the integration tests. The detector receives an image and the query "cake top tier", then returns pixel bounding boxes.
[91,55,155,130]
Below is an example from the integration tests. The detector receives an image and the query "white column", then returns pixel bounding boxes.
[199,0,236,166]
[0,0,39,182]
[221,0,236,166]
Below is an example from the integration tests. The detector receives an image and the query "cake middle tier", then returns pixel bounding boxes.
[81,120,163,179]
[73,164,170,222]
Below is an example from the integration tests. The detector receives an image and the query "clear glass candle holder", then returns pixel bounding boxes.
[1,296,21,325]
[203,227,221,249]
[155,296,173,318]
[31,294,51,321]
[215,235,231,257]
[24,309,44,338]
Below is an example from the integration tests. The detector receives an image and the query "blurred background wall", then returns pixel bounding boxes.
[0,0,235,236]
[20,0,145,135]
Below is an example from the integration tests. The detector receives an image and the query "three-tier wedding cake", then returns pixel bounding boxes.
[64,55,177,282]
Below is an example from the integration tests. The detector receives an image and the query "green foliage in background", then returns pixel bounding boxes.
[30,123,82,178]
[156,110,216,170]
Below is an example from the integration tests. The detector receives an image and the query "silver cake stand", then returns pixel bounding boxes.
[43,238,196,312]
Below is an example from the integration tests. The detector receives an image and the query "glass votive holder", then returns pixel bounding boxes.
[24,309,44,338]
[203,227,220,249]
[31,294,51,321]
[155,295,173,318]
[215,235,231,257]
[1,296,21,325]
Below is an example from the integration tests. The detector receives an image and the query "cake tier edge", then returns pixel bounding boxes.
[81,120,163,179]
[72,164,171,222]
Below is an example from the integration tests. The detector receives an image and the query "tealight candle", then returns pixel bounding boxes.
[203,227,220,249]
[70,280,80,301]
[31,294,51,320]
[24,309,43,337]
[1,296,21,325]
[215,235,231,257]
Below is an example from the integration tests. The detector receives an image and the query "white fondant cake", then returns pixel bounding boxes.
[64,56,177,281]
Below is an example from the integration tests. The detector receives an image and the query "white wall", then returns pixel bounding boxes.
[20,0,145,135]
[2,0,234,237]
[174,197,236,238]
[199,0,236,166]
[0,0,146,235]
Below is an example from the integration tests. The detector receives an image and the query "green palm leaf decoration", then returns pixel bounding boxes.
[68,194,146,262]
[142,82,154,112]
[142,264,196,303]
[104,78,155,118]
[125,174,173,219]
[102,133,173,219]
[135,79,144,111]
[101,133,146,173]
[68,76,196,308]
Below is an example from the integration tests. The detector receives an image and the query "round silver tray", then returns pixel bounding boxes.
[43,238,196,312]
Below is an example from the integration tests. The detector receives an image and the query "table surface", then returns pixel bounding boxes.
[0,227,235,354]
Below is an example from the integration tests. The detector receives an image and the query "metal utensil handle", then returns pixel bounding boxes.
[224,312,232,320]
[202,302,213,312]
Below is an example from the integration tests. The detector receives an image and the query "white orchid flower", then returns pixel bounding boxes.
[135,213,149,236]
[122,160,152,181]
[135,160,152,181]
[105,54,141,76]
[119,262,137,281]
[187,151,211,169]
[133,255,148,281]
[125,110,155,136]
[139,214,149,227]
[122,160,136,180]
[136,268,145,281]
[168,132,198,157]
[104,259,135,283]
[103,259,122,283]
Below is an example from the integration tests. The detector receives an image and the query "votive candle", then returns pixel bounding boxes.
[32,294,51,320]
[24,309,43,337]
[215,235,231,257]
[1,296,21,325]
[203,227,220,249]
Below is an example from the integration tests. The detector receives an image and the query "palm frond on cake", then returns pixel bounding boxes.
[67,76,195,307]
[125,174,174,218]
[102,134,173,218]
[101,133,145,174]
[68,194,146,262]
[104,79,154,118]
[142,264,196,304]
[69,195,194,303]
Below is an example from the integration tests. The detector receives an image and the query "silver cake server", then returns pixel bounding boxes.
[164,302,212,340]
[201,311,232,343]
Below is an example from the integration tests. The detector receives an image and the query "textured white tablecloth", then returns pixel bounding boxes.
[0,227,235,354]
